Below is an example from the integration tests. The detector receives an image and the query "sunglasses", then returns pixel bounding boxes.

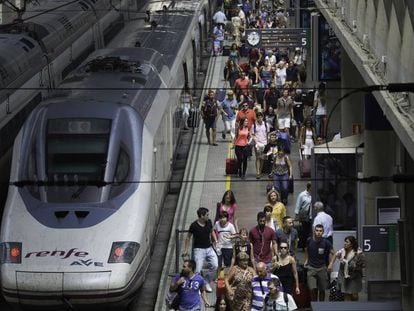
[280,246,288,249]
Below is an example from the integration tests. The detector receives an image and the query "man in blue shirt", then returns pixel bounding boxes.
[304,224,335,301]
[170,259,210,310]
[295,181,312,250]
[219,90,238,140]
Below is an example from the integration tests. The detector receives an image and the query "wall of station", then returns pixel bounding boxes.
[315,0,414,308]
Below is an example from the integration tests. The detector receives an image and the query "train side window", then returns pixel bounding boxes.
[114,148,129,183]
[109,148,130,199]
[26,142,40,200]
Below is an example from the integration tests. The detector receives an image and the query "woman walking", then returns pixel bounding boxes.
[270,149,292,205]
[216,190,238,231]
[234,118,250,179]
[299,117,316,159]
[271,241,300,295]
[330,236,366,301]
[225,252,255,311]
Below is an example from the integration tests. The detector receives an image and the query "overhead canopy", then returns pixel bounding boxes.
[313,134,364,154]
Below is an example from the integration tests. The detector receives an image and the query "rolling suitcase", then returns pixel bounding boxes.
[298,148,311,178]
[188,107,200,128]
[292,282,311,308]
[226,157,238,175]
[292,263,311,308]
[225,149,238,175]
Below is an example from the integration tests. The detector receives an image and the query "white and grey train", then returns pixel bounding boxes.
[0,0,129,201]
[0,0,212,308]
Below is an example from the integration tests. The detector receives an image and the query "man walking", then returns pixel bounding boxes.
[182,207,218,293]
[295,181,312,250]
[304,224,335,301]
[275,216,299,257]
[312,201,334,244]
[200,90,219,146]
[251,262,280,311]
[170,259,211,310]
[249,212,277,267]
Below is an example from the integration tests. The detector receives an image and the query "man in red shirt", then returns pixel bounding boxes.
[234,72,251,98]
[236,101,256,130]
[249,211,277,268]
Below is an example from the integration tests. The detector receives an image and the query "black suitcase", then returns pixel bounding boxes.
[288,177,294,194]
[262,158,272,175]
[188,108,200,128]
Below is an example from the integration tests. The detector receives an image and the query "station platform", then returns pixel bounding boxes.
[155,53,311,310]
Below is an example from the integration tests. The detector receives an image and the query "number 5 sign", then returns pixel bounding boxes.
[362,226,397,253]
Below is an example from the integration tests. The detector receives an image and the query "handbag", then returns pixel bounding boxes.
[298,208,310,222]
[329,279,344,302]
[165,290,181,310]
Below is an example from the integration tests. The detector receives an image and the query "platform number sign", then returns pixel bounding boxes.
[245,29,310,49]
[362,225,397,253]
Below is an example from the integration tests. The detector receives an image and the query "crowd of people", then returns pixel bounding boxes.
[170,200,366,310]
[169,1,365,311]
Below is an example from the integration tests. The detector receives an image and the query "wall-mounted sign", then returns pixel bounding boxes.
[362,225,397,253]
[245,28,310,49]
[376,196,400,225]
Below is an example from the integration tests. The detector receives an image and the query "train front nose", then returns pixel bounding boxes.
[5,271,111,304]
[16,271,111,291]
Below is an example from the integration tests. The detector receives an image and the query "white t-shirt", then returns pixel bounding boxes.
[215,221,236,249]
[314,90,327,116]
[313,211,333,238]
[264,292,298,310]
[252,122,268,146]
[213,11,227,24]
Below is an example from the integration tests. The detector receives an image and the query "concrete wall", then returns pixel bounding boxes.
[314,1,414,308]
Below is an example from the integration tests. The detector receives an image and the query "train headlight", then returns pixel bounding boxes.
[108,242,140,264]
[0,242,22,264]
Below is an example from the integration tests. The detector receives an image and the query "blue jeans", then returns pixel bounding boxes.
[273,173,289,198]
[193,247,218,282]
[315,114,326,138]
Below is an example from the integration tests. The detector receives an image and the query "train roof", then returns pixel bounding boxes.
[59,48,166,120]
[134,0,203,68]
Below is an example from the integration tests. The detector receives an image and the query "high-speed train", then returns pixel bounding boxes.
[0,0,129,203]
[0,0,212,308]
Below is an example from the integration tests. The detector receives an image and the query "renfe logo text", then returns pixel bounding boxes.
[25,248,88,259]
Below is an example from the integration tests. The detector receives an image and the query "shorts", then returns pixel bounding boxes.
[278,118,291,129]
[307,266,329,291]
[255,143,265,157]
[204,117,217,129]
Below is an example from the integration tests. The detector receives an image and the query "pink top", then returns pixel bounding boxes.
[235,127,249,146]
[218,203,237,225]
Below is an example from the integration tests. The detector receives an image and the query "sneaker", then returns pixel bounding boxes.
[205,283,213,293]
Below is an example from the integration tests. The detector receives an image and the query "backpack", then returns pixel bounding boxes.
[264,292,290,310]
[202,98,217,118]
[253,120,268,135]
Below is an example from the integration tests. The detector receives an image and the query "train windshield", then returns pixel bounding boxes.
[43,118,111,202]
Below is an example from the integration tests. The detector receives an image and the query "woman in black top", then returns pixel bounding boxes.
[271,241,300,295]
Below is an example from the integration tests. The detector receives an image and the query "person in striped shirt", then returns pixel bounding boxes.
[251,262,281,311]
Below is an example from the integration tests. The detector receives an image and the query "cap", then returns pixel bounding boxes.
[227,90,234,95]
[295,47,301,51]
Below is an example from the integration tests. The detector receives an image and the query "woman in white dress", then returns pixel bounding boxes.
[299,117,316,158]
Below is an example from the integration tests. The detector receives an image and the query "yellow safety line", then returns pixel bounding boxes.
[225,142,232,191]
